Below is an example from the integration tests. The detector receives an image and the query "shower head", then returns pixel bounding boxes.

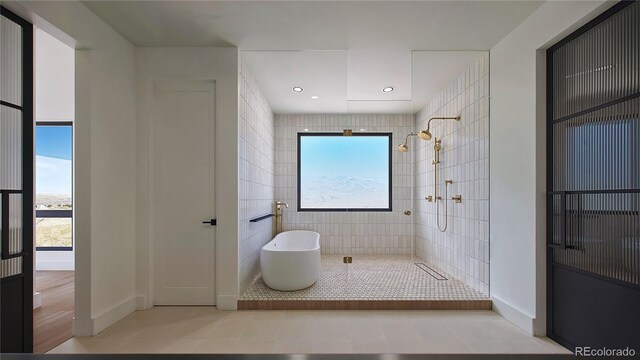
[398,132,417,152]
[421,115,461,141]
[417,129,432,140]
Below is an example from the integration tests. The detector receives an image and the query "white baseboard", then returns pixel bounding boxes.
[135,295,148,310]
[492,295,535,335]
[92,296,144,335]
[73,317,94,337]
[33,292,42,309]
[217,295,238,310]
[36,261,75,271]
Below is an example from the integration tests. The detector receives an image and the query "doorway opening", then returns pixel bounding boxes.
[33,27,75,354]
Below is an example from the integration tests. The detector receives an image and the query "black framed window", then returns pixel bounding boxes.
[297,132,392,212]
[35,121,73,251]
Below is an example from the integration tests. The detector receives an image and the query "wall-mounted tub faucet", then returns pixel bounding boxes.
[275,202,288,235]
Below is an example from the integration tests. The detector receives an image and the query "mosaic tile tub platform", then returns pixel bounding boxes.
[238,255,491,310]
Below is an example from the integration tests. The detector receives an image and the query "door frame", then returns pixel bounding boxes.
[0,5,34,353]
[146,77,218,306]
[545,0,638,349]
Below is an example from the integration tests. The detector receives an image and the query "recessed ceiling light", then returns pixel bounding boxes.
[360,129,366,132]
[311,95,319,99]
[292,87,303,92]
[382,86,394,93]
[304,129,309,132]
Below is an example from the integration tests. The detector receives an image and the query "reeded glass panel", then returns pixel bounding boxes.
[552,1,639,120]
[553,98,640,192]
[550,1,640,286]
[8,193,23,254]
[0,105,23,190]
[35,218,72,247]
[553,193,640,285]
[0,15,23,106]
[0,257,22,278]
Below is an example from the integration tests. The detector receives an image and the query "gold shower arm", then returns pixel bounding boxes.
[404,132,417,143]
[425,116,461,133]
[417,115,461,140]
[398,132,419,152]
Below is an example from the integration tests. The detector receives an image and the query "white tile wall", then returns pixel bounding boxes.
[239,55,276,292]
[414,54,490,295]
[275,114,415,255]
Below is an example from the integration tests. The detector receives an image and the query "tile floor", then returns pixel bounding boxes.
[48,307,571,354]
[240,255,488,300]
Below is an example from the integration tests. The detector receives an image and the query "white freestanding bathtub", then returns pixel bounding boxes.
[260,230,320,291]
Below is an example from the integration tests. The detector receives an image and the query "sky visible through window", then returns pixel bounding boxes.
[35,125,72,198]
[299,135,390,209]
[35,125,73,248]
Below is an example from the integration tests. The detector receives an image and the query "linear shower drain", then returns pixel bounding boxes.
[414,263,448,280]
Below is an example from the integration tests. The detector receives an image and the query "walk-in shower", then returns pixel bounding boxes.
[400,115,463,232]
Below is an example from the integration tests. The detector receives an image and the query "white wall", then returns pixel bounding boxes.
[275,114,414,255]
[34,27,75,271]
[135,47,240,310]
[415,54,490,295]
[238,55,275,293]
[490,0,610,335]
[35,28,73,122]
[5,0,138,335]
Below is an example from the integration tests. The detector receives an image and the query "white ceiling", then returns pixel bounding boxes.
[82,1,543,50]
[243,51,349,113]
[243,50,485,114]
[82,1,540,114]
[347,50,412,102]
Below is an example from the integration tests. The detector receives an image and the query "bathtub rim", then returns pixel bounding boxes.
[261,230,321,253]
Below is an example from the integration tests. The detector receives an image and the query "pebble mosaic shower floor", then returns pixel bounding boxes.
[240,255,489,301]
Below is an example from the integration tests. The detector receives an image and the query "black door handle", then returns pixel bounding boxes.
[202,219,217,226]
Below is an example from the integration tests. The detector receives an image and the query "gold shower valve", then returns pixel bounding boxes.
[452,195,462,203]
[425,195,433,202]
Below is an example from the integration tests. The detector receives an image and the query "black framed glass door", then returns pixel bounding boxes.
[0,6,34,353]
[547,0,640,351]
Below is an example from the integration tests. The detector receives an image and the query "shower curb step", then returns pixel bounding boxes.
[237,299,492,310]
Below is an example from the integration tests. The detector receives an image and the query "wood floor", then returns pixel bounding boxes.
[34,271,74,354]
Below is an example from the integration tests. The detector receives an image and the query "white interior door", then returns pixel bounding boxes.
[152,79,216,305]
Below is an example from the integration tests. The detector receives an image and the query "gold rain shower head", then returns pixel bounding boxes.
[398,132,417,152]
[417,129,432,140]
[420,115,461,141]
[399,115,460,151]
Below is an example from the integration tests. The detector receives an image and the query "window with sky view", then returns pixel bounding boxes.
[298,134,391,210]
[35,124,73,248]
